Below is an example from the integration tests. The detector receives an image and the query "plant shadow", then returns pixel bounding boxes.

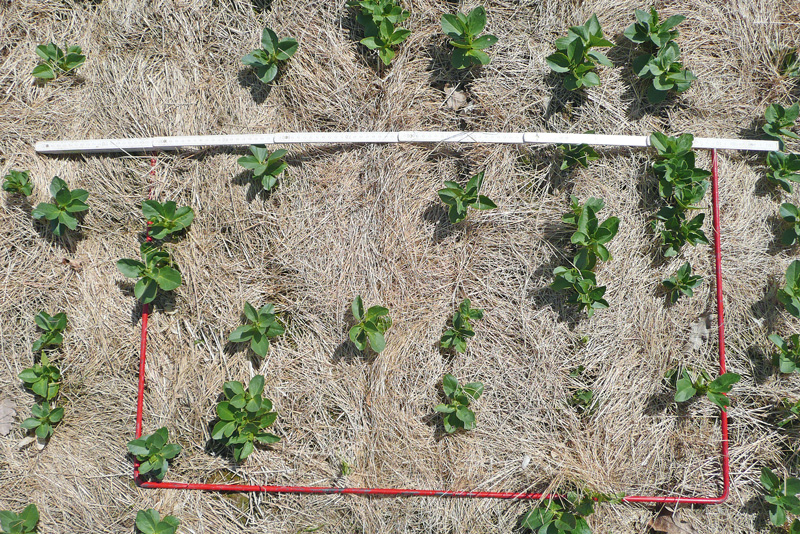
[542,72,587,123]
[751,277,781,334]
[115,281,177,324]
[421,201,456,243]
[237,68,274,105]
[747,345,775,386]
[32,217,87,254]
[231,170,279,203]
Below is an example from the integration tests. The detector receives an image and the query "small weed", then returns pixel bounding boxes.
[569,389,594,416]
[437,171,496,224]
[19,354,60,401]
[237,145,287,192]
[142,200,194,240]
[21,400,63,440]
[669,367,740,410]
[441,6,498,69]
[127,427,182,481]
[32,42,85,80]
[31,177,89,237]
[349,295,391,353]
[440,298,483,353]
[228,301,284,358]
[769,334,800,374]
[780,203,800,246]
[242,28,298,84]
[547,14,614,91]
[764,103,799,150]
[435,373,483,433]
[2,170,33,196]
[766,151,800,193]
[211,376,279,462]
[662,261,702,303]
[761,467,800,528]
[135,509,179,534]
[349,0,411,66]
[31,311,67,353]
[782,48,800,78]
[779,260,800,318]
[0,504,39,534]
[778,398,800,428]
[117,243,182,304]
[559,141,599,170]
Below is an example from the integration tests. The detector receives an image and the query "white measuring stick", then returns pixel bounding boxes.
[34,131,779,154]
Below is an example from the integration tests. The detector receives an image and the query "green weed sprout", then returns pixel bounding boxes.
[778,398,800,428]
[441,6,498,69]
[31,177,89,237]
[21,401,63,440]
[127,427,181,481]
[672,368,740,410]
[623,8,685,49]
[563,196,620,270]
[437,171,497,224]
[547,14,614,91]
[551,267,609,317]
[142,200,194,240]
[770,334,800,374]
[32,42,85,80]
[662,261,702,303]
[349,295,391,352]
[349,0,411,66]
[2,170,33,196]
[135,509,179,534]
[761,467,800,528]
[764,102,799,150]
[237,145,288,192]
[520,491,624,533]
[31,311,67,353]
[440,298,483,353]
[19,354,60,401]
[779,260,800,318]
[116,243,182,304]
[766,151,800,193]
[559,142,599,170]
[0,504,39,534]
[242,28,298,84]
[780,203,800,246]
[782,48,800,78]
[211,376,280,463]
[435,373,483,433]
[228,302,284,358]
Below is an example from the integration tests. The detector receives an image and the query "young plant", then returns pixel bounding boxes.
[632,41,696,103]
[435,373,483,433]
[551,267,609,317]
[782,48,800,78]
[361,18,412,65]
[31,177,89,237]
[761,467,800,527]
[31,311,67,352]
[440,6,498,69]
[440,298,483,353]
[211,376,280,462]
[19,354,61,401]
[547,14,614,90]
[237,145,288,192]
[32,42,85,80]
[623,8,685,49]
[349,295,392,352]
[673,368,740,410]
[780,203,800,246]
[769,334,800,374]
[2,170,33,197]
[569,388,594,416]
[228,302,284,358]
[766,151,800,192]
[520,491,623,534]
[559,142,599,170]
[0,504,39,534]
[779,260,800,318]
[242,28,298,84]
[655,209,708,257]
[763,102,800,150]
[437,171,497,224]
[778,398,800,428]
[116,243,182,304]
[20,401,64,440]
[127,427,182,481]
[135,509,179,534]
[142,200,194,240]
[662,261,702,303]
[349,0,411,66]
[563,197,619,270]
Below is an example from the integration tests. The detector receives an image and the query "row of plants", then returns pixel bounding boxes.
[0,505,180,534]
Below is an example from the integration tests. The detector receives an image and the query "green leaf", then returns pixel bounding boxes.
[441,14,463,39]
[709,372,740,392]
[276,38,298,61]
[136,509,161,534]
[32,63,56,79]
[472,34,497,50]
[352,295,365,322]
[366,329,386,352]
[674,377,696,402]
[117,259,145,278]
[32,203,61,221]
[442,374,458,397]
[154,266,181,291]
[134,278,159,304]
[250,332,270,357]
[465,6,487,36]
[249,375,265,396]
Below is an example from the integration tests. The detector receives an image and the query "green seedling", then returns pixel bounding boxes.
[228,301,285,358]
[650,131,694,159]
[435,373,483,433]
[135,509,180,534]
[32,42,85,80]
[662,261,702,303]
[770,334,800,374]
[779,260,800,318]
[562,196,604,227]
[31,177,89,237]
[520,491,624,534]
[547,14,614,90]
[142,200,194,240]
[441,6,498,69]
[551,267,609,317]
[0,504,39,534]
[116,243,182,304]
[763,103,800,150]
[127,427,181,481]
[761,467,800,527]
[650,133,710,208]
[632,41,695,104]
[782,49,800,78]
[778,398,800,428]
[654,207,708,257]
[349,295,392,352]
[211,376,280,462]
[623,8,685,49]
[437,171,497,224]
[564,197,619,270]
[559,142,599,170]
[781,203,800,246]
[349,0,411,66]
[2,170,33,196]
[361,18,411,65]
[569,389,594,416]
[237,145,288,191]
[672,368,740,410]
[440,298,483,353]
[31,311,67,352]
[19,354,60,401]
[766,151,800,192]
[242,28,298,84]
[21,400,64,440]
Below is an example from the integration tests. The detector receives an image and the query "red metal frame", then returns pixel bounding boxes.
[133,149,728,503]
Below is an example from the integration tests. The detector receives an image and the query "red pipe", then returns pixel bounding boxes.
[133,150,729,503]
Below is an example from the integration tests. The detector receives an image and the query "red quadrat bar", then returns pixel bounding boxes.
[132,148,728,504]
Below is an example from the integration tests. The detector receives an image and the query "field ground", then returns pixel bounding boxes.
[2,0,800,532]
